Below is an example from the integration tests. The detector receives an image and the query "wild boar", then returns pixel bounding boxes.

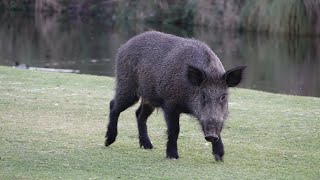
[105,31,246,161]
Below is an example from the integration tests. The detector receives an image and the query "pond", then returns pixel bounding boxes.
[1,12,320,97]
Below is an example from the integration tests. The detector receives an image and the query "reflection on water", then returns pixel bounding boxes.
[1,12,320,97]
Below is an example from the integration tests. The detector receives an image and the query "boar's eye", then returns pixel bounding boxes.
[219,94,227,103]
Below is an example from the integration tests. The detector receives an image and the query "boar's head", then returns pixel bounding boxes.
[187,65,246,143]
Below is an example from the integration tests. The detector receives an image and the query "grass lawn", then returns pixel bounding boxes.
[0,66,319,179]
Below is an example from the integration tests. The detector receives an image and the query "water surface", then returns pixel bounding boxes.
[1,12,319,97]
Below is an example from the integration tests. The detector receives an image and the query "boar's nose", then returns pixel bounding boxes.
[205,135,219,143]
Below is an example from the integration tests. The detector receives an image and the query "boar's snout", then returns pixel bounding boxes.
[205,134,219,143]
[202,118,223,143]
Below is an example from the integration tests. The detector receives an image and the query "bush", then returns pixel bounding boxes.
[0,0,35,11]
[240,0,320,35]
[115,0,195,26]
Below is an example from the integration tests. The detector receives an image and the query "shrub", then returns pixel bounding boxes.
[240,0,320,35]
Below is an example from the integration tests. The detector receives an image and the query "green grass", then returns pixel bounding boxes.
[0,66,319,179]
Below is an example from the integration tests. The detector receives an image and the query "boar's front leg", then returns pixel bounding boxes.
[212,135,224,161]
[163,107,180,159]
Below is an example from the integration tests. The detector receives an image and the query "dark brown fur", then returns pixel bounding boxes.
[105,31,245,161]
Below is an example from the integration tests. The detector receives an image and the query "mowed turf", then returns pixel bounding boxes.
[0,66,319,179]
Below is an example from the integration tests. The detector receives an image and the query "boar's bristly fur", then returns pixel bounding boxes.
[105,31,246,161]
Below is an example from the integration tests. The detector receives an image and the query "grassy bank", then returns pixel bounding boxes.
[0,66,319,179]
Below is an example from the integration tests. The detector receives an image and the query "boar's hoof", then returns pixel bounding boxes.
[140,141,153,149]
[105,136,116,147]
[166,151,179,159]
[166,155,179,159]
[214,153,224,162]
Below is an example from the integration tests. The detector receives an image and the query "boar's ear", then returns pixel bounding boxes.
[224,66,247,87]
[187,66,207,86]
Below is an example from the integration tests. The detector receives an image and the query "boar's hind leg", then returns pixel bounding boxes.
[212,135,224,161]
[163,108,180,159]
[136,100,155,149]
[105,92,139,147]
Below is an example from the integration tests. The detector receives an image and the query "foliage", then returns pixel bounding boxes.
[145,0,195,26]
[1,66,320,179]
[1,0,320,35]
[194,0,244,29]
[240,0,320,35]
[0,0,35,11]
[115,0,195,26]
